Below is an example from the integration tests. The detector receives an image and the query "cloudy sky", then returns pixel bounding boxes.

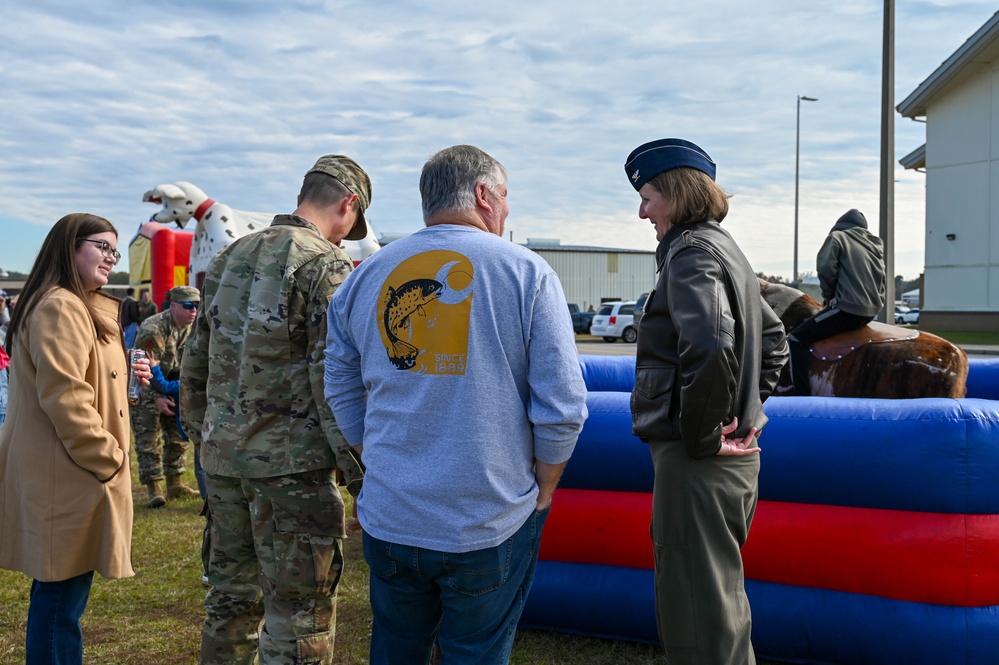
[2,0,995,282]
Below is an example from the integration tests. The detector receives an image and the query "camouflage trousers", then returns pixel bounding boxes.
[131,398,189,485]
[201,469,346,665]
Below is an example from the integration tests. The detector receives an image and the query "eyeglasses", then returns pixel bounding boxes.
[178,301,198,310]
[80,238,121,263]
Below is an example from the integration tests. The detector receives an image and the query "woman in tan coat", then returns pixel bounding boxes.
[0,213,150,665]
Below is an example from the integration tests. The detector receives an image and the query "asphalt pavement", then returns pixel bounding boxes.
[575,336,636,356]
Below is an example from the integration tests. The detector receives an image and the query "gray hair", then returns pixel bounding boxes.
[420,145,507,220]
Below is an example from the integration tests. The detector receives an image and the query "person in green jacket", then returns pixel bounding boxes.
[787,209,886,395]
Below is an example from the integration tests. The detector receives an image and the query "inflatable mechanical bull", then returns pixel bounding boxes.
[760,280,968,399]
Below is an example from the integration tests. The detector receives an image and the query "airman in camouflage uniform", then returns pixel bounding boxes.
[132,284,201,508]
[181,154,368,665]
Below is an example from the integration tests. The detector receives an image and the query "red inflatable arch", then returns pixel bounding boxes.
[128,222,194,308]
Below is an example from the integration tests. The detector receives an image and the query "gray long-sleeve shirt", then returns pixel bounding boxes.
[324,224,587,552]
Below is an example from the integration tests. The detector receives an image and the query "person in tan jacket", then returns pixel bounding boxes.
[0,213,150,665]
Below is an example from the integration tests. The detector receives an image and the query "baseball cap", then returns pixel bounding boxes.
[168,285,201,303]
[306,154,372,241]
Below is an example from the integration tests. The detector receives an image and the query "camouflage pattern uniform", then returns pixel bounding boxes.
[181,214,363,665]
[132,308,192,485]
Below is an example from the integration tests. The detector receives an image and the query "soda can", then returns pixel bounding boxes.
[128,349,146,405]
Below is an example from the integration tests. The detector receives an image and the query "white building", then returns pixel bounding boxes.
[898,10,999,331]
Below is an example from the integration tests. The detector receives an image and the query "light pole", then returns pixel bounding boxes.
[794,95,818,285]
[879,0,895,321]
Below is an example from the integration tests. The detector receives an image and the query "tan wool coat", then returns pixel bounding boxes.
[0,288,134,581]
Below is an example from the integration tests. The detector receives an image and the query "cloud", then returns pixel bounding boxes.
[0,0,996,281]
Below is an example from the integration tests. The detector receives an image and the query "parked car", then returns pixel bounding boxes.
[633,292,650,327]
[567,303,596,334]
[894,305,911,324]
[901,308,920,324]
[589,301,637,343]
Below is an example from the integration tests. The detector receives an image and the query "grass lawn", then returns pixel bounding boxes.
[932,329,999,346]
[0,448,789,664]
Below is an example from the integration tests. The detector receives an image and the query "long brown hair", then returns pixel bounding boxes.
[7,213,119,352]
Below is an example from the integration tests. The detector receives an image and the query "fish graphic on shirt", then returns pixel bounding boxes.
[380,258,474,372]
[383,279,444,369]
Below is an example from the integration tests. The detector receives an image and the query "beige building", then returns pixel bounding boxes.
[524,239,656,311]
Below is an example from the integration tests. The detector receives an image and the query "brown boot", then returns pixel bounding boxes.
[146,481,166,509]
[166,474,199,500]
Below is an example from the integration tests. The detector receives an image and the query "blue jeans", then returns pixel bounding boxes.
[363,506,549,665]
[193,442,207,500]
[123,322,139,349]
[26,571,95,665]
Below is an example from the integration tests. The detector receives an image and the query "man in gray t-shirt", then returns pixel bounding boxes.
[325,144,587,665]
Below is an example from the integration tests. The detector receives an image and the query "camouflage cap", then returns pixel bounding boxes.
[168,285,201,303]
[306,154,372,241]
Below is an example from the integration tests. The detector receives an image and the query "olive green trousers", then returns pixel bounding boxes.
[649,440,759,665]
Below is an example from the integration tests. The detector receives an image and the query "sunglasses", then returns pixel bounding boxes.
[80,238,121,263]
[178,301,199,310]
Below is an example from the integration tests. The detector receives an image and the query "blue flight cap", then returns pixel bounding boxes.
[624,138,716,191]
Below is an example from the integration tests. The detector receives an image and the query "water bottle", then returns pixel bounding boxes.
[128,349,146,405]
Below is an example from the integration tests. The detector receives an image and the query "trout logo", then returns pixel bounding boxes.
[378,251,473,374]
[383,279,444,369]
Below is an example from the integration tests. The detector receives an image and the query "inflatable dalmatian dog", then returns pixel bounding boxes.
[143,181,380,284]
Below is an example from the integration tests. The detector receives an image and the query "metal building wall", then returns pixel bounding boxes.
[532,249,657,311]
[923,67,996,314]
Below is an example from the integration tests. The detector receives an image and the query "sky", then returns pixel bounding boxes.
[1,0,996,282]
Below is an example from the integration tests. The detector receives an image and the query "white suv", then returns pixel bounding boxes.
[589,301,638,343]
